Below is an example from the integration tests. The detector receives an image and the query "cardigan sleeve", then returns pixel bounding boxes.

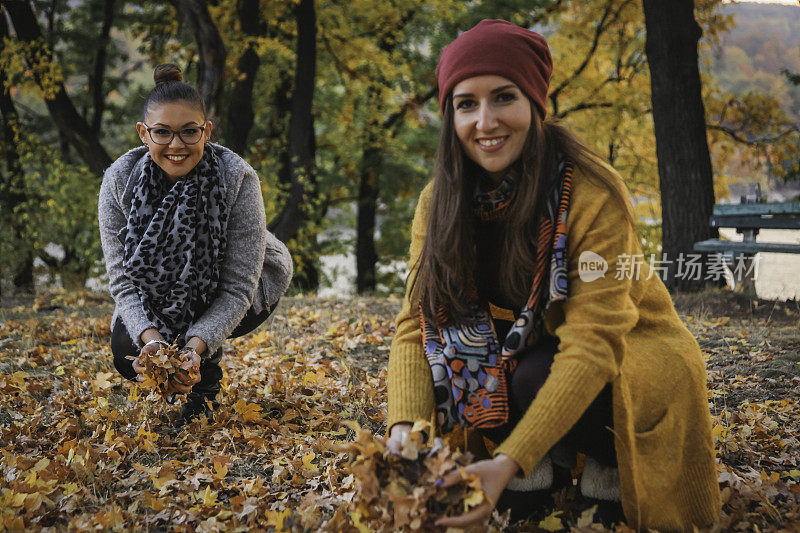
[387,182,436,431]
[98,166,156,345]
[185,167,267,354]
[494,172,641,476]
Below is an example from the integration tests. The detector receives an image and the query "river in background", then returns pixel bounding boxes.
[319,229,800,301]
[719,228,800,301]
[21,229,800,302]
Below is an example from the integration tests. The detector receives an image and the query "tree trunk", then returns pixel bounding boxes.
[0,13,33,290]
[642,0,717,291]
[352,11,420,295]
[223,0,265,154]
[173,0,226,123]
[355,83,384,295]
[353,88,437,294]
[90,0,115,136]
[267,0,317,290]
[356,144,381,293]
[3,0,111,177]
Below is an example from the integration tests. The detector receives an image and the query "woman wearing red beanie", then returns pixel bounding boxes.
[386,20,720,530]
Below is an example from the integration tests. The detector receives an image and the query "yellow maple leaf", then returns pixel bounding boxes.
[538,510,565,531]
[32,458,50,472]
[127,384,141,402]
[198,485,218,507]
[11,492,27,507]
[463,488,484,510]
[463,473,485,510]
[10,371,29,391]
[349,507,371,533]
[60,483,79,496]
[302,371,320,386]
[92,372,115,391]
[233,399,263,422]
[266,509,291,531]
[212,456,230,480]
[302,452,319,473]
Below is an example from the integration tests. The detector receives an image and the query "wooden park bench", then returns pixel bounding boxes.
[693,187,800,292]
[693,202,800,256]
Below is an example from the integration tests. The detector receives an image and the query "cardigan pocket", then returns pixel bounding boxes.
[634,405,670,435]
[634,405,682,481]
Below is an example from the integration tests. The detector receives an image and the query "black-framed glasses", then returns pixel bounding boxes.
[143,122,206,145]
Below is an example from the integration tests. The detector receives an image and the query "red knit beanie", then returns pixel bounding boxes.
[436,19,553,119]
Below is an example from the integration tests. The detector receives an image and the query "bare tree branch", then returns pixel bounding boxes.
[549,0,633,101]
[706,123,800,146]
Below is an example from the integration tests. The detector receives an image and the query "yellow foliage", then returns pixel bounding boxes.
[547,0,658,196]
[538,510,565,531]
[233,399,264,422]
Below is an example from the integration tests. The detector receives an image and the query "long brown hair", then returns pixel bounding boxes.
[412,97,635,325]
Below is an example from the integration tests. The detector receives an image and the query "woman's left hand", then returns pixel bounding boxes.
[165,347,202,394]
[434,453,521,529]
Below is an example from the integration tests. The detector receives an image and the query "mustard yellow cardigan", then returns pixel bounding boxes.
[387,168,721,531]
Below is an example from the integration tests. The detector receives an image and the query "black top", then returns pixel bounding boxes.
[474,216,525,341]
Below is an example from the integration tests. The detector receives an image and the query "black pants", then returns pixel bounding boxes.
[111,305,275,396]
[483,334,618,522]
[480,335,617,468]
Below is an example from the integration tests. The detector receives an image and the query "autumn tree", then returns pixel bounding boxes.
[221,0,265,154]
[0,10,31,291]
[2,0,795,296]
[266,0,319,290]
[642,0,717,291]
[702,3,800,184]
[171,0,226,122]
[0,0,131,286]
[315,0,561,294]
[1,0,111,176]
[546,0,658,203]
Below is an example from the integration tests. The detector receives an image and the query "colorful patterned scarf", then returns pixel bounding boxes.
[420,159,574,433]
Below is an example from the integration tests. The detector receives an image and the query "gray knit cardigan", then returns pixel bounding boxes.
[98,143,293,353]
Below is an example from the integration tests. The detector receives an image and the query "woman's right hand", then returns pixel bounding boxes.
[134,328,165,382]
[386,422,412,456]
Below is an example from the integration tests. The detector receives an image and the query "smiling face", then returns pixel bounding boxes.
[451,75,532,183]
[136,102,212,182]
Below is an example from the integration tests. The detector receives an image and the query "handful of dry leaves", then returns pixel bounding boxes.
[335,421,505,532]
[126,344,199,397]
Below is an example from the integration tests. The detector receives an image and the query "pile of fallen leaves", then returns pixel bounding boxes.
[128,344,199,397]
[330,421,501,532]
[0,292,798,531]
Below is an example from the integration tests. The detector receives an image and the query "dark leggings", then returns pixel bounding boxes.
[480,335,617,468]
[111,305,275,396]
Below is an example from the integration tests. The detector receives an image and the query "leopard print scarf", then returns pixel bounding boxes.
[120,148,228,344]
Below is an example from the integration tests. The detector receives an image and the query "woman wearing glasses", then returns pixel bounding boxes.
[98,64,292,427]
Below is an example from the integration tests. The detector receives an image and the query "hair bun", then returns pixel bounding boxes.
[153,63,183,85]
